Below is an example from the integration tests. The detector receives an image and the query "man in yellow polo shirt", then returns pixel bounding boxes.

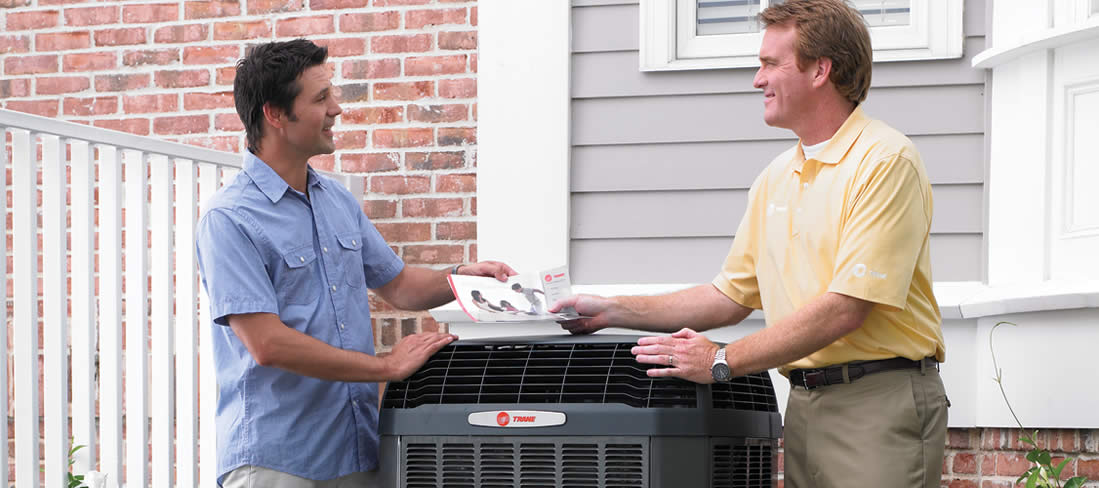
[551,1,948,486]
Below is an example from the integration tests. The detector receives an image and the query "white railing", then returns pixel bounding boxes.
[1,108,363,488]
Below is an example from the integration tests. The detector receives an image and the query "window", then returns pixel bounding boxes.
[640,0,964,71]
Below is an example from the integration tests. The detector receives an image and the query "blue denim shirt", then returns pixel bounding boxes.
[196,152,404,483]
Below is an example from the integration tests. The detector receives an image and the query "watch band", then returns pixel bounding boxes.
[451,264,463,275]
[714,348,726,363]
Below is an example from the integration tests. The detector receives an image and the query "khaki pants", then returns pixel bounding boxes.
[783,366,948,488]
[221,465,374,488]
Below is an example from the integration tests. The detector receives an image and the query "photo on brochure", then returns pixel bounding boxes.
[448,266,586,323]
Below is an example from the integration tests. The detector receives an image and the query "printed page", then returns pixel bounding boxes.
[448,267,583,323]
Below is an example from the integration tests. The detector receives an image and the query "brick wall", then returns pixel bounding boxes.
[1,0,478,353]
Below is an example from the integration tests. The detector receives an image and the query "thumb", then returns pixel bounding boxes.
[549,295,578,313]
[671,328,697,338]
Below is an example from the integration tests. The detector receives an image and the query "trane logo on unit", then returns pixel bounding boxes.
[468,410,567,428]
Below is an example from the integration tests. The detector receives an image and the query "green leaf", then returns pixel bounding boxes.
[1053,457,1072,477]
[1026,469,1039,488]
[1064,477,1087,488]
[1027,448,1042,463]
[1038,451,1052,466]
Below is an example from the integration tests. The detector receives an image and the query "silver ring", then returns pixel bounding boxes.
[668,355,675,366]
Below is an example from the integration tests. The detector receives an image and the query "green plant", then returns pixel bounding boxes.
[32,441,87,488]
[991,321,1088,488]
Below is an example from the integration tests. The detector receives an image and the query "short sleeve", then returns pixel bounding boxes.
[712,172,766,309]
[827,155,930,309]
[356,204,405,289]
[196,209,279,326]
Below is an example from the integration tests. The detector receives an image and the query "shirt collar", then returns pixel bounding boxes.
[798,105,873,166]
[243,151,327,203]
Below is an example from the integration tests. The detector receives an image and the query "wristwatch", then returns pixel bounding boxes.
[711,347,732,382]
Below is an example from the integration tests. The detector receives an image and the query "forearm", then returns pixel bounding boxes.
[608,285,752,332]
[249,323,395,382]
[724,292,872,376]
[379,266,455,311]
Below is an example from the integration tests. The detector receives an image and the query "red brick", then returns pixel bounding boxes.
[437,221,475,240]
[373,128,432,148]
[64,6,117,26]
[952,452,977,474]
[185,1,241,19]
[124,94,177,114]
[93,28,146,47]
[156,69,210,88]
[995,453,1032,476]
[406,151,464,170]
[947,481,977,488]
[421,316,440,333]
[213,20,270,40]
[154,24,208,44]
[373,0,429,5]
[371,34,431,54]
[247,0,304,15]
[375,222,430,242]
[313,38,365,57]
[435,174,475,193]
[374,81,432,101]
[403,198,463,218]
[363,199,397,219]
[339,11,398,32]
[215,113,244,131]
[0,79,31,98]
[405,55,467,76]
[439,31,477,51]
[36,32,90,51]
[62,52,115,72]
[407,104,467,123]
[154,115,209,135]
[980,452,995,473]
[405,8,466,29]
[377,317,398,346]
[94,118,150,135]
[5,99,59,117]
[0,35,31,54]
[183,46,239,65]
[371,175,429,194]
[276,16,335,37]
[183,135,239,152]
[471,54,477,73]
[948,429,973,449]
[1078,459,1099,479]
[311,0,368,9]
[6,10,59,30]
[95,73,150,92]
[469,242,477,260]
[343,106,403,125]
[216,66,237,85]
[333,131,367,150]
[342,153,399,173]
[122,48,179,66]
[63,96,118,117]
[5,55,58,75]
[183,91,234,110]
[309,154,336,171]
[342,58,400,80]
[438,127,475,146]
[122,4,177,23]
[470,6,477,26]
[403,245,463,265]
[36,76,89,95]
[439,78,476,99]
[0,0,29,6]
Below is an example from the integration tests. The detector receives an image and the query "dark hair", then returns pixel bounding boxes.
[760,0,873,104]
[234,39,328,153]
[511,283,522,290]
[471,290,483,301]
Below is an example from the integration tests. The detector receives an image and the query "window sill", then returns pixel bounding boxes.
[972,17,1099,69]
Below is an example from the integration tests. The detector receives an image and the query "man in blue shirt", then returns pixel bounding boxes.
[196,39,515,487]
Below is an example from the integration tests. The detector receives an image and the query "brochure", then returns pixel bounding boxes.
[447,265,584,322]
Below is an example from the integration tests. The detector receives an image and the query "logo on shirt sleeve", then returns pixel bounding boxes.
[852,263,886,279]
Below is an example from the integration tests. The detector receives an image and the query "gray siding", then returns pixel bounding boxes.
[569,0,988,284]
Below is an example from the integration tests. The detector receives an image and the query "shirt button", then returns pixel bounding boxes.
[323,247,328,253]
[802,182,809,189]
[331,285,337,292]
[352,240,357,246]
[299,256,305,263]
[340,323,346,330]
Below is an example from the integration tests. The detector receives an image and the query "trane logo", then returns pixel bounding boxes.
[469,410,567,428]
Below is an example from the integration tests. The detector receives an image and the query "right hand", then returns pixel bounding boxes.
[386,332,457,380]
[550,294,615,335]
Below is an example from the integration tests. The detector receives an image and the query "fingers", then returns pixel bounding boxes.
[634,353,674,366]
[549,296,578,313]
[646,367,683,378]
[631,344,673,356]
[636,335,675,346]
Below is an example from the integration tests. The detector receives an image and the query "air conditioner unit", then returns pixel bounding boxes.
[375,334,782,488]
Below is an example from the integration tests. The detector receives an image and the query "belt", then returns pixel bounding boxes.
[789,357,937,390]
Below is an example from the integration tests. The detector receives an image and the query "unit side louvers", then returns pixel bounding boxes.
[711,440,776,488]
[384,343,697,409]
[710,372,780,412]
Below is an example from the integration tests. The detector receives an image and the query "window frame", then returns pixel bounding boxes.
[641,0,964,71]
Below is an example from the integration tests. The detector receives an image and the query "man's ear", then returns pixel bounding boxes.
[812,57,833,88]
[262,102,286,130]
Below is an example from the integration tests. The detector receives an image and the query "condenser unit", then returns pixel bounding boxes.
[375,334,782,488]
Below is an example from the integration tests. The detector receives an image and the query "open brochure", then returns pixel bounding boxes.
[448,266,585,322]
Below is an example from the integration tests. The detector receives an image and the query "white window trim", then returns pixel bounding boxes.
[641,0,964,71]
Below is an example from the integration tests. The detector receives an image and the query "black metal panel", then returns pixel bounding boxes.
[711,372,780,412]
[711,439,777,488]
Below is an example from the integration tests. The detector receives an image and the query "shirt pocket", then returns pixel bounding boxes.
[337,232,366,289]
[276,244,320,305]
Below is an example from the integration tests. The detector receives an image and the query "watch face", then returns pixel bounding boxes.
[712,363,731,382]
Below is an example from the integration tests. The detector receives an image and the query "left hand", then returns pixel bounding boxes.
[632,328,721,384]
[455,260,517,282]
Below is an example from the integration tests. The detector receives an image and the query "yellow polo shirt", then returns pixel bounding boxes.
[712,107,945,374]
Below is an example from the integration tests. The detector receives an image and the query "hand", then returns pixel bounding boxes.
[550,294,614,335]
[385,332,458,380]
[456,260,517,282]
[632,328,720,384]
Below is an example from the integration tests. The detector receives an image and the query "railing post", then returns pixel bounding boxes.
[175,159,200,488]
[150,154,175,488]
[42,134,70,488]
[12,129,40,488]
[70,140,98,478]
[99,144,124,488]
[1,129,10,488]
[124,149,149,488]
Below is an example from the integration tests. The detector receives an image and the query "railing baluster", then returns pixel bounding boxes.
[150,154,175,488]
[124,149,149,488]
[70,140,98,477]
[1,129,11,488]
[175,158,199,488]
[197,162,220,487]
[12,129,40,488]
[42,134,69,488]
[99,144,124,488]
